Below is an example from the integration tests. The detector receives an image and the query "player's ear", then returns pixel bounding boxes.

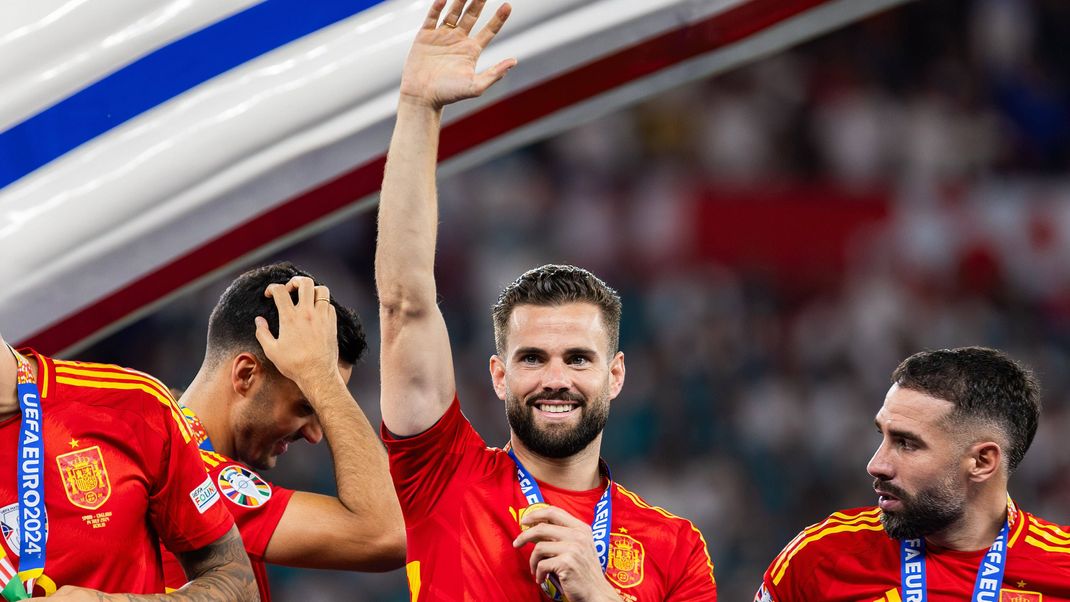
[608,351,625,400]
[490,354,507,401]
[967,440,1002,483]
[231,353,261,397]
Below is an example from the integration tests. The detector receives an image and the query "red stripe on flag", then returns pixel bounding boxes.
[21,0,835,354]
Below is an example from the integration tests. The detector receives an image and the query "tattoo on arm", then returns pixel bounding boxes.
[60,528,257,602]
[73,528,257,602]
[170,526,259,601]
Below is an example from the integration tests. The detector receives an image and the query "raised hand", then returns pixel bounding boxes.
[399,0,516,110]
[513,505,623,602]
[255,276,340,392]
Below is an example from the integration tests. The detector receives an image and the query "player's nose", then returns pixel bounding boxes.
[300,418,324,445]
[866,442,894,481]
[541,357,571,391]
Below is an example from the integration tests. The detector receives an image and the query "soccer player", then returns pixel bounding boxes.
[757,347,1070,601]
[0,334,257,600]
[159,263,405,601]
[375,1,718,600]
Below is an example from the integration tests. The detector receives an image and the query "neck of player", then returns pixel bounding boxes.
[510,433,605,491]
[180,367,235,458]
[0,345,38,421]
[926,483,1010,552]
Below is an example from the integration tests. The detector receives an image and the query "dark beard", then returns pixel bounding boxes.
[876,478,966,540]
[506,389,609,459]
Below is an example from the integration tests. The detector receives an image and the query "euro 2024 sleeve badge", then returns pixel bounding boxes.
[56,446,111,510]
[217,465,271,508]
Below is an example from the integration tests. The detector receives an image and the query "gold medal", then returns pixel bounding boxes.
[517,502,551,530]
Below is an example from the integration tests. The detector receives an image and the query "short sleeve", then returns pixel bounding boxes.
[381,396,493,523]
[147,400,234,553]
[665,525,718,601]
[209,459,295,561]
[759,537,800,602]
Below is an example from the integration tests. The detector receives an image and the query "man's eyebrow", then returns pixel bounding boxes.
[875,419,924,442]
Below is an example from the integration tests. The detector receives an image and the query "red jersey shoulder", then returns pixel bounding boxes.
[200,451,277,510]
[49,355,174,407]
[1016,511,1070,567]
[612,483,717,594]
[766,507,887,588]
[614,483,706,537]
[43,353,196,444]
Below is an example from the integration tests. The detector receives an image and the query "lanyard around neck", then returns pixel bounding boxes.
[900,517,1011,602]
[507,447,613,601]
[3,349,45,602]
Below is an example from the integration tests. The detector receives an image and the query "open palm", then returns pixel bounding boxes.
[400,0,515,109]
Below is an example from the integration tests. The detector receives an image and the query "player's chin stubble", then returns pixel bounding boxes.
[506,390,609,459]
[876,478,966,540]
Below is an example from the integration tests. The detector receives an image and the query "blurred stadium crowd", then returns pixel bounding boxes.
[80,0,1070,599]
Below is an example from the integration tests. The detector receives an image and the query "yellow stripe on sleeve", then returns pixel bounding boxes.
[772,520,884,586]
[54,364,173,398]
[614,485,716,586]
[1030,520,1070,541]
[770,509,881,579]
[55,376,192,443]
[1024,534,1070,554]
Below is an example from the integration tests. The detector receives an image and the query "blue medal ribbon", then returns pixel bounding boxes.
[6,349,46,602]
[899,517,1010,602]
[508,448,612,601]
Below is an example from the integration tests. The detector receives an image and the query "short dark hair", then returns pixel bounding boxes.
[891,346,1040,472]
[206,262,367,368]
[491,264,622,355]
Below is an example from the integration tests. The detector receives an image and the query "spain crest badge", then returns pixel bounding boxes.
[1001,588,1043,602]
[56,446,111,510]
[606,532,645,589]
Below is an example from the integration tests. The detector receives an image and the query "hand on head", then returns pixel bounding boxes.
[400,0,516,110]
[255,276,340,390]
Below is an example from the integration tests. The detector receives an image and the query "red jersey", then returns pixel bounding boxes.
[0,351,234,596]
[757,502,1070,602]
[160,407,295,602]
[383,397,717,601]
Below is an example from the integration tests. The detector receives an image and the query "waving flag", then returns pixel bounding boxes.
[0,0,910,354]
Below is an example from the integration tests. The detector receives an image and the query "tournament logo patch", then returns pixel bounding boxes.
[0,503,19,553]
[217,465,271,508]
[606,532,645,589]
[1001,588,1042,602]
[56,446,111,510]
[189,476,221,514]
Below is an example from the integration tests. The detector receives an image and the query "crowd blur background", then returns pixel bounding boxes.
[79,0,1070,599]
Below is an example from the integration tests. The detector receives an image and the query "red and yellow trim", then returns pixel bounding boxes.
[1024,519,1070,554]
[52,360,192,443]
[199,449,228,469]
[616,484,716,587]
[771,508,884,586]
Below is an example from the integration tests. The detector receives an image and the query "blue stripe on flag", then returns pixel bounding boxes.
[0,0,384,190]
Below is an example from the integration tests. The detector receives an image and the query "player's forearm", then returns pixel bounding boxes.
[85,542,258,602]
[306,374,406,563]
[375,99,443,315]
[172,526,259,602]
